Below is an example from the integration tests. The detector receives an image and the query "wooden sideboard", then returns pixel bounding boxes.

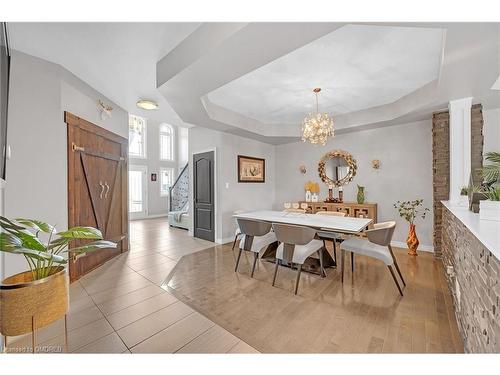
[300,201,377,223]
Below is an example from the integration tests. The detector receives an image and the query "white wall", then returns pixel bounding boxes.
[484,108,500,157]
[188,126,276,243]
[275,120,434,249]
[3,51,128,276]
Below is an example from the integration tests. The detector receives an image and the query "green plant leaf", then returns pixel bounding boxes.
[66,240,117,254]
[13,229,47,252]
[15,218,55,233]
[12,248,66,263]
[0,216,26,231]
[57,226,103,239]
[47,237,71,250]
[0,232,23,251]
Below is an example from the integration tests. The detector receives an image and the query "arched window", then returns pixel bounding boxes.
[159,124,174,161]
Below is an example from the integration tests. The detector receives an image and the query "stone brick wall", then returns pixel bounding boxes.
[432,110,450,258]
[432,104,484,258]
[471,104,484,186]
[442,205,500,352]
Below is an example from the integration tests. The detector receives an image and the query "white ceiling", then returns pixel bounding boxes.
[208,25,445,125]
[8,22,200,125]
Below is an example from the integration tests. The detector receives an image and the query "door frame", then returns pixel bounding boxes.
[129,164,149,220]
[191,148,217,243]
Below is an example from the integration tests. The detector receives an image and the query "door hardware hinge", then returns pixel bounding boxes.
[72,143,85,152]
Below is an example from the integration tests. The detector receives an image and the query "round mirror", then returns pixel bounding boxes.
[318,150,357,187]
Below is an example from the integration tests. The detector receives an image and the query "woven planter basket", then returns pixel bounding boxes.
[0,266,69,337]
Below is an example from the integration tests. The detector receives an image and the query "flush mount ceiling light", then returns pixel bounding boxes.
[301,88,334,146]
[136,99,159,110]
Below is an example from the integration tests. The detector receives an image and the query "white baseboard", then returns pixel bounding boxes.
[217,236,235,245]
[391,241,434,253]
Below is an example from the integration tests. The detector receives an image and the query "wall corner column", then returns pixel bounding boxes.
[448,97,473,203]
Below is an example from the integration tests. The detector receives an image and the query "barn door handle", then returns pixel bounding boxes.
[99,181,105,199]
[104,182,110,199]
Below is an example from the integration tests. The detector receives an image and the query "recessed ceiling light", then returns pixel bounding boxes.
[136,99,159,110]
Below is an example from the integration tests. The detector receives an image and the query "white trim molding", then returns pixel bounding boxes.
[391,241,434,253]
[448,97,473,203]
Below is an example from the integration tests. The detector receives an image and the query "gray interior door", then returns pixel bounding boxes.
[193,151,215,242]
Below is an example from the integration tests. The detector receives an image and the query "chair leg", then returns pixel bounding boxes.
[341,249,345,283]
[318,249,326,278]
[234,249,243,272]
[388,265,403,296]
[231,234,239,250]
[388,245,406,286]
[272,259,280,286]
[332,239,337,265]
[351,252,354,273]
[294,264,302,295]
[251,252,258,278]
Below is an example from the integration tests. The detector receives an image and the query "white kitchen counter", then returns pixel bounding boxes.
[442,201,500,260]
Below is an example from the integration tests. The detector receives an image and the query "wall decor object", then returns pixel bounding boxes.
[299,165,307,174]
[98,99,113,120]
[393,199,430,256]
[372,159,380,169]
[357,185,365,204]
[318,150,357,187]
[304,181,312,202]
[151,173,157,182]
[238,155,265,183]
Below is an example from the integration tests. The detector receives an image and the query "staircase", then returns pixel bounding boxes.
[169,164,189,212]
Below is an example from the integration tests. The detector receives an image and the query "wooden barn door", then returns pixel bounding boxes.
[66,112,128,282]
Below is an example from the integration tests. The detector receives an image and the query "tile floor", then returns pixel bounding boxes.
[6,218,259,354]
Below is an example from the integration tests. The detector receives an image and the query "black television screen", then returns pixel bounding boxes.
[0,22,9,181]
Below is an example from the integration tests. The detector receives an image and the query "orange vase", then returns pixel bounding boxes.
[407,224,419,256]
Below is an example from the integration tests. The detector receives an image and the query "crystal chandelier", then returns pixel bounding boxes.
[301,88,334,146]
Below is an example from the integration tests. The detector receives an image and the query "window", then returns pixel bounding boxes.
[159,124,174,161]
[129,114,146,158]
[160,168,174,196]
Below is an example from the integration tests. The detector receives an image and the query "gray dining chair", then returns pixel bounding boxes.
[315,211,346,266]
[272,223,326,295]
[235,218,277,277]
[339,221,405,296]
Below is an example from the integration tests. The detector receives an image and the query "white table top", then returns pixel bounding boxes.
[442,201,500,260]
[233,210,372,234]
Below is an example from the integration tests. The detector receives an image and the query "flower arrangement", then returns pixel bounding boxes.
[304,181,320,193]
[393,199,429,256]
[393,199,429,225]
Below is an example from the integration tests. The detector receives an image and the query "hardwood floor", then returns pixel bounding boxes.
[5,218,258,354]
[5,217,463,354]
[164,242,464,353]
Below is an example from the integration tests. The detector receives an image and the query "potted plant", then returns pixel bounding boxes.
[459,186,469,206]
[393,199,430,256]
[479,151,500,221]
[0,217,117,352]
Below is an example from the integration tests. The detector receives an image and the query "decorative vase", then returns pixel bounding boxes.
[0,266,69,352]
[305,190,312,202]
[357,185,365,204]
[312,193,319,202]
[406,224,420,256]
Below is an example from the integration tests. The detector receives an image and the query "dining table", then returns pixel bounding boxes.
[233,210,373,273]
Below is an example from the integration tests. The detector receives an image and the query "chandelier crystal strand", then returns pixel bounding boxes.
[301,88,334,146]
